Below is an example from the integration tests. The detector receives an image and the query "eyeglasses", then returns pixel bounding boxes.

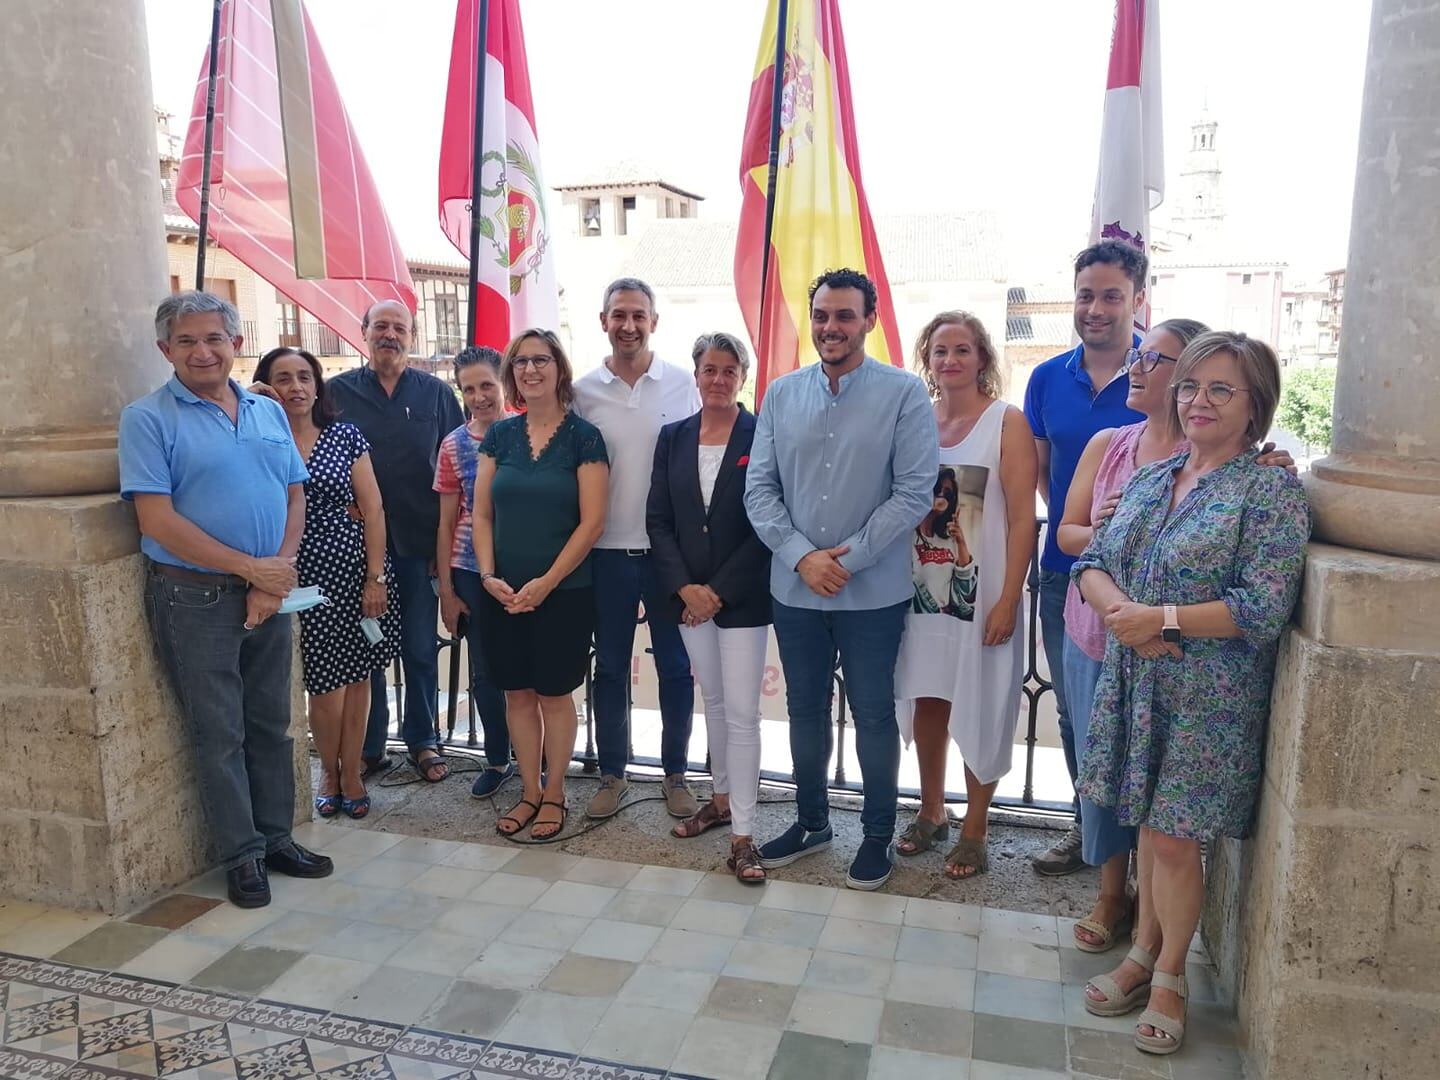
[1174,379,1252,406]
[1125,348,1179,374]
[512,355,554,371]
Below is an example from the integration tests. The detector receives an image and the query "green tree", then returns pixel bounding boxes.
[1277,365,1337,454]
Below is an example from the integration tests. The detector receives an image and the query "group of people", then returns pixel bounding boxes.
[120,237,1309,1057]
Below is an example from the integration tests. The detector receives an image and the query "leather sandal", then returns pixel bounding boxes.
[409,750,449,783]
[672,800,731,839]
[1073,899,1135,954]
[314,792,341,818]
[727,839,767,885]
[532,799,568,840]
[896,816,949,856]
[497,798,539,836]
[943,836,989,878]
[1134,970,1188,1055]
[1085,943,1155,1017]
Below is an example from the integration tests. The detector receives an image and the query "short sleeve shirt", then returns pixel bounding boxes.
[119,376,308,570]
[434,423,485,572]
[479,412,608,590]
[1023,344,1142,572]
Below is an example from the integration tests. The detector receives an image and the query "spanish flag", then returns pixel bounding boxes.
[734,0,902,402]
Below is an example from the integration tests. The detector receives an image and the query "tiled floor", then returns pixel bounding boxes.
[0,823,1243,1079]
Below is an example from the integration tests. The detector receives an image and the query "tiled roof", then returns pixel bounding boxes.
[626,211,1006,289]
[1005,312,1074,347]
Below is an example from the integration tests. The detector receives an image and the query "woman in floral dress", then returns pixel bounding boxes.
[1072,332,1309,1055]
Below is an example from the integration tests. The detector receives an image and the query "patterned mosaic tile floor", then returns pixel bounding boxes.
[0,823,1244,1080]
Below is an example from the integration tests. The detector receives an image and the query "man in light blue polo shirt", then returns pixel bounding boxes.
[120,290,333,908]
[1023,241,1149,874]
[745,268,938,890]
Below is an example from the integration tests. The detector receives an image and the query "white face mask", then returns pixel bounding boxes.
[277,584,330,614]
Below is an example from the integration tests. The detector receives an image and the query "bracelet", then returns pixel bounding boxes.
[479,571,496,583]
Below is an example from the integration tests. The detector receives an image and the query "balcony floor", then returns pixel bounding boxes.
[0,817,1241,1080]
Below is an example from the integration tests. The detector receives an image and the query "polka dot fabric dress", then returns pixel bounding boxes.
[297,422,401,694]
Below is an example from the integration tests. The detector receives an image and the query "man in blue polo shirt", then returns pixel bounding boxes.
[1023,241,1147,875]
[120,290,333,908]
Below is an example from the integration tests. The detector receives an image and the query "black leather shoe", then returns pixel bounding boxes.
[264,841,335,879]
[227,859,271,908]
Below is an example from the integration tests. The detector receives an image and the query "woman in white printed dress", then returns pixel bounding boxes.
[255,347,400,820]
[894,312,1037,878]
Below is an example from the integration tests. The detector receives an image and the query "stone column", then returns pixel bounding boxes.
[0,0,308,912]
[1203,4,1440,1077]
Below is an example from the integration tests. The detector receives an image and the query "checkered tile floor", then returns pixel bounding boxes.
[0,823,1242,1079]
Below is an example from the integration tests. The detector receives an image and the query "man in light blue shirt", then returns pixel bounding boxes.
[745,268,937,890]
[120,291,333,909]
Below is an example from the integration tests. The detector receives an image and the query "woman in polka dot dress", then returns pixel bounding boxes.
[255,347,400,819]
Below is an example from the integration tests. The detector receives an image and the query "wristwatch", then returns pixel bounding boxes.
[1161,604,1182,644]
[370,573,388,585]
[479,571,497,583]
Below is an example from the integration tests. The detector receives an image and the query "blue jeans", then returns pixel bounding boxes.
[591,549,695,777]
[144,567,296,870]
[1038,566,1079,824]
[771,599,908,842]
[1063,637,1136,865]
[453,568,510,769]
[364,554,440,758]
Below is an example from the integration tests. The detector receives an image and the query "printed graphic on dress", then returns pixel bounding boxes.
[911,464,986,620]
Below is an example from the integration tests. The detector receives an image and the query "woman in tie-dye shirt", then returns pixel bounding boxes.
[435,347,514,801]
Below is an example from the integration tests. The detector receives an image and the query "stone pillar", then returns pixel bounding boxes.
[1203,4,1440,1077]
[0,0,309,913]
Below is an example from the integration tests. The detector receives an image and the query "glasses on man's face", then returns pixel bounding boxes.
[1125,348,1179,374]
[1174,379,1252,406]
[512,355,554,371]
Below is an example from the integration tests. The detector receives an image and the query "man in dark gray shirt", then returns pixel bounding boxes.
[328,300,464,783]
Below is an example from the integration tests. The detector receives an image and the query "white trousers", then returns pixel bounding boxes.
[678,621,768,836]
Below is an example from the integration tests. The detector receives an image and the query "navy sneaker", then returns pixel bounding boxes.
[845,837,894,891]
[757,823,833,869]
[471,762,516,800]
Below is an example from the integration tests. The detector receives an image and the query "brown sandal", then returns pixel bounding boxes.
[497,798,539,836]
[943,836,990,879]
[672,800,732,839]
[727,839,766,885]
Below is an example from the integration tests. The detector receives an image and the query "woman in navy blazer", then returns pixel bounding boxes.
[648,332,772,883]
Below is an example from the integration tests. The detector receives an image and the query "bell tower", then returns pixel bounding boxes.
[1173,108,1225,243]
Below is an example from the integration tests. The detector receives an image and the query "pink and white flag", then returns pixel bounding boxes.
[1089,0,1164,330]
[439,0,558,350]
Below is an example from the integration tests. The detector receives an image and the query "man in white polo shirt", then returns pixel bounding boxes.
[573,278,701,820]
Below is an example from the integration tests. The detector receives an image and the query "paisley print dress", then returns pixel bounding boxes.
[1072,449,1310,839]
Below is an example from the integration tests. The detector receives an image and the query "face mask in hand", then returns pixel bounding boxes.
[278,585,330,614]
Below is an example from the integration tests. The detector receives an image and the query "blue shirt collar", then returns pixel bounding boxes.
[808,355,874,393]
[165,374,255,407]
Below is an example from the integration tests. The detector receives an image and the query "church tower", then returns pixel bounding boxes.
[1172,108,1226,244]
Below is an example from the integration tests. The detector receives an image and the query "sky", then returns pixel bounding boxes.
[144,0,1372,286]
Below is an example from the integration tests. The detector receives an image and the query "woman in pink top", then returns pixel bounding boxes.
[1058,320,1295,968]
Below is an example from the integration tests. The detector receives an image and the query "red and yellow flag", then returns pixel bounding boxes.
[734,0,901,402]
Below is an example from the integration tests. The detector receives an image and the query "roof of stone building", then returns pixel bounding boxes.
[626,211,1006,288]
[553,160,706,201]
[1006,283,1074,305]
[1005,312,1074,347]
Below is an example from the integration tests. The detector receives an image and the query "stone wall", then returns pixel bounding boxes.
[1203,545,1440,1077]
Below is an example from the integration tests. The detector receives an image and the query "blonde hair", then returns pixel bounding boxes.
[1171,330,1283,444]
[912,311,1002,398]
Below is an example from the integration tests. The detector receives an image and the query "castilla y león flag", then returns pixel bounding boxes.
[175,0,415,354]
[1090,0,1164,330]
[735,0,901,402]
[439,0,558,350]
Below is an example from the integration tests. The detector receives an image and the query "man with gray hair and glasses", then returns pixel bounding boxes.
[120,290,334,909]
[573,277,701,820]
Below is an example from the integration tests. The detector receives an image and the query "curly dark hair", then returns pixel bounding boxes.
[1074,240,1149,292]
[254,346,335,427]
[808,267,878,317]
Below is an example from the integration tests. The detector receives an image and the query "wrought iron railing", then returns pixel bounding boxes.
[375,518,1066,818]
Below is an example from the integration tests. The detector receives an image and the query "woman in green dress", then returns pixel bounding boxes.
[1073,332,1309,1055]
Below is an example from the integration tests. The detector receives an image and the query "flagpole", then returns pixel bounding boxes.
[193,0,224,290]
[465,0,491,347]
[757,0,789,352]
